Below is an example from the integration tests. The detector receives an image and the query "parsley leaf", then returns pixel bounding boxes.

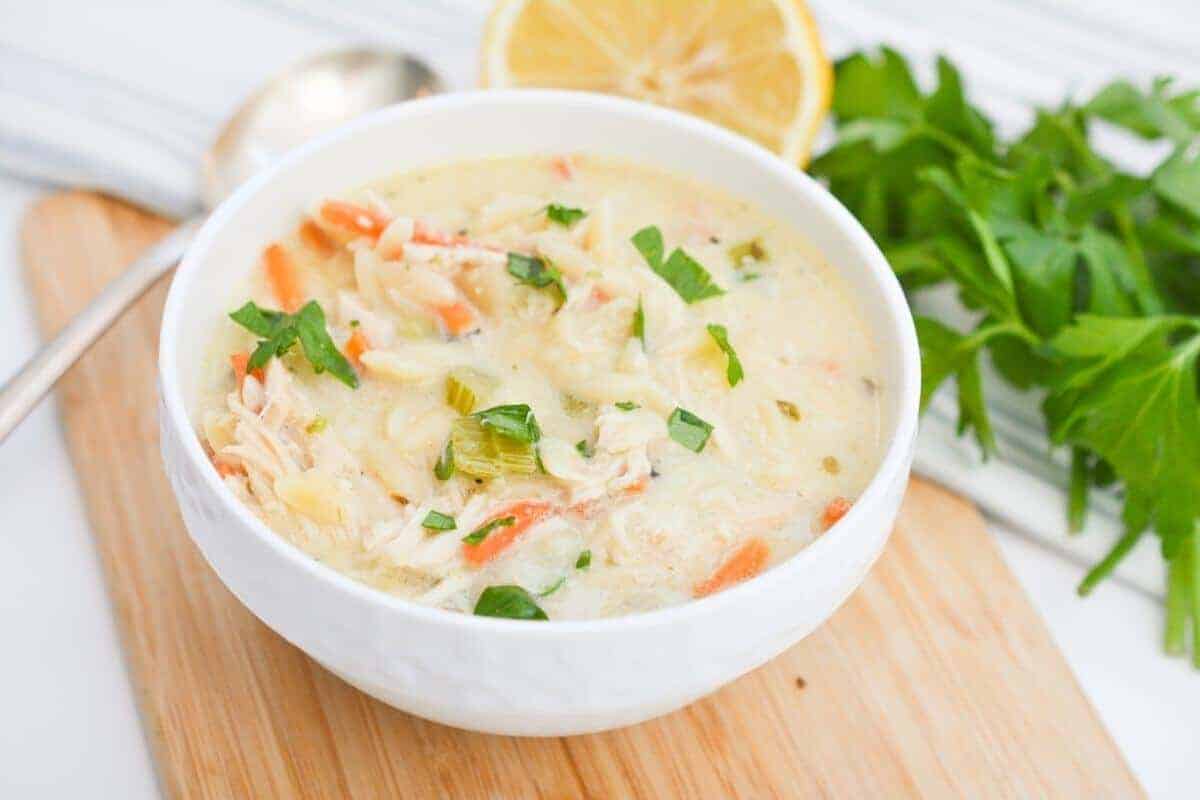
[293,302,359,387]
[614,401,639,411]
[538,577,566,597]
[667,407,714,453]
[546,204,587,226]
[631,226,724,303]
[229,302,287,338]
[705,324,744,386]
[575,550,592,569]
[230,300,358,388]
[1153,151,1200,220]
[462,515,516,546]
[421,510,456,531]
[631,225,664,268]
[507,252,566,306]
[1085,78,1200,144]
[632,295,645,348]
[1046,316,1200,552]
[473,585,548,621]
[473,404,542,443]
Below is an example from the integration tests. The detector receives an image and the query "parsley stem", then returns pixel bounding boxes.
[1191,533,1200,668]
[1068,449,1088,534]
[1078,526,1145,596]
[1111,205,1162,314]
[957,318,1036,356]
[1164,541,1192,657]
[913,123,986,162]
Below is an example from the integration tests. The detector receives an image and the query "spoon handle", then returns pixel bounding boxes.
[0,216,202,443]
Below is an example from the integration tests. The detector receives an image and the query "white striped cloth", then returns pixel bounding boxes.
[2,0,1196,596]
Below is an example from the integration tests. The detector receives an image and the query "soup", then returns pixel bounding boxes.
[195,154,884,620]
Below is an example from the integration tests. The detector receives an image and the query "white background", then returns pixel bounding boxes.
[0,1,1197,797]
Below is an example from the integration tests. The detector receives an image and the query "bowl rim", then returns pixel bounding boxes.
[159,88,920,636]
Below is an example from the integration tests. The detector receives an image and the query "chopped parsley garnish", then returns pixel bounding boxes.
[632,295,646,348]
[631,225,724,303]
[305,416,327,434]
[434,440,455,480]
[349,319,361,328]
[776,400,802,421]
[575,439,594,458]
[473,585,548,620]
[575,550,592,569]
[507,252,566,306]
[667,407,714,453]
[462,515,516,545]
[230,299,358,388]
[421,510,456,531]
[538,577,566,597]
[728,238,768,266]
[615,401,639,411]
[546,204,587,226]
[631,225,664,266]
[473,404,542,443]
[706,324,744,386]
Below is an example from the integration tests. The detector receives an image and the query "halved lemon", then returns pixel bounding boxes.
[480,0,833,166]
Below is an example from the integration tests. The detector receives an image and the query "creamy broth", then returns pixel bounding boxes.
[196,154,884,619]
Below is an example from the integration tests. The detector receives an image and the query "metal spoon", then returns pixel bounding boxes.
[0,49,443,442]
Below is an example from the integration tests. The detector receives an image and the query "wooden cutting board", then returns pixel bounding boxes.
[21,191,1143,799]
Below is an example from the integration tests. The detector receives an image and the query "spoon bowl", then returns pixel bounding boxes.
[202,50,442,209]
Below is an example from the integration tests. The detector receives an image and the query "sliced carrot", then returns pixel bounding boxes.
[214,459,245,478]
[412,220,465,246]
[231,352,249,383]
[230,352,264,387]
[411,220,502,252]
[821,497,852,531]
[462,500,555,566]
[693,538,771,598]
[378,238,405,261]
[344,329,369,368]
[319,201,390,241]
[622,475,650,497]
[550,155,576,180]
[299,220,336,256]
[434,301,478,336]
[263,244,304,312]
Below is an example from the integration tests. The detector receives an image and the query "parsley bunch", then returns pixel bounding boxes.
[812,48,1200,664]
[229,300,358,388]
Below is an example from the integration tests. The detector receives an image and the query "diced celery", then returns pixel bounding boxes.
[445,367,499,415]
[449,417,537,478]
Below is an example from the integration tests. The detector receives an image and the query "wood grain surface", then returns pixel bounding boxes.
[21,192,1143,799]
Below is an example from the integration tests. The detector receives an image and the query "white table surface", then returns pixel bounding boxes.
[1,1,1198,797]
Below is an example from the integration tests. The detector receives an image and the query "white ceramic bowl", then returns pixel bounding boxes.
[158,90,920,736]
